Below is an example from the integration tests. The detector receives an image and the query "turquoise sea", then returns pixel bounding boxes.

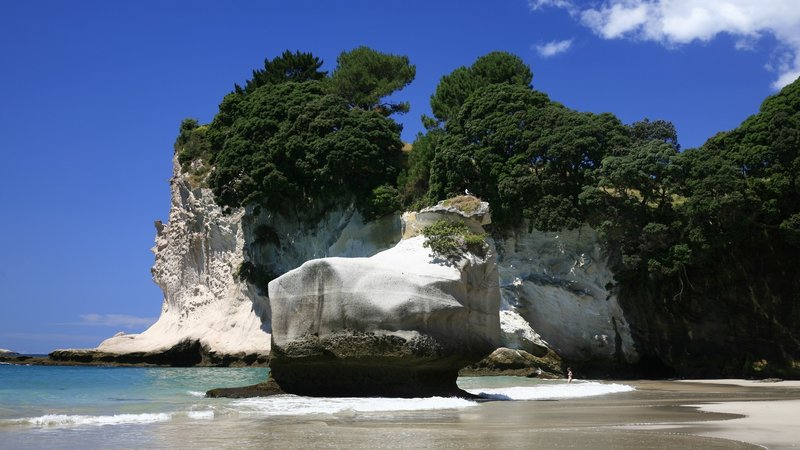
[0,364,635,449]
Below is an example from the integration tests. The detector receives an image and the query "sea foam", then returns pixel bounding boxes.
[187,410,214,420]
[232,395,477,416]
[13,413,172,427]
[468,381,635,400]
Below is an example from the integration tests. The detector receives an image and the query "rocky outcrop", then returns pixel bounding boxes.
[94,157,270,358]
[268,200,501,397]
[87,153,637,374]
[50,340,268,367]
[461,347,563,378]
[91,156,400,364]
[494,226,638,368]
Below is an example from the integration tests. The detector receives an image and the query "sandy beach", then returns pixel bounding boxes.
[143,378,800,449]
[628,379,800,449]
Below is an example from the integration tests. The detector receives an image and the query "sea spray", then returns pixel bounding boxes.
[467,381,635,401]
[11,413,172,427]
[231,395,478,417]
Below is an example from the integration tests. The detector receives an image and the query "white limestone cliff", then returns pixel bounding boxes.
[97,156,401,357]
[97,157,268,355]
[494,226,638,364]
[94,156,634,367]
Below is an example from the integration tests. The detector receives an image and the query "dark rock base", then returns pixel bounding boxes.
[15,340,270,367]
[267,331,487,398]
[270,357,480,399]
[207,377,286,398]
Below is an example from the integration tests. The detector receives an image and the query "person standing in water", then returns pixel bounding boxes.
[567,367,573,384]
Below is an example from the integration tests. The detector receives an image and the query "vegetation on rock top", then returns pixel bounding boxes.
[422,219,487,259]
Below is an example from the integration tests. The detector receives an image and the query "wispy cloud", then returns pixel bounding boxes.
[535,39,574,57]
[528,0,800,88]
[75,314,156,329]
[527,0,576,14]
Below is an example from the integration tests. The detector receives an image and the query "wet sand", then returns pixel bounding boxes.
[140,379,800,449]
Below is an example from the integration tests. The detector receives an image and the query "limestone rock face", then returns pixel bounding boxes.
[96,156,401,361]
[498,310,549,357]
[268,230,501,397]
[96,156,270,357]
[494,226,638,365]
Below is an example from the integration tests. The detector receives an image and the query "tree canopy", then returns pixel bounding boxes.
[236,50,327,95]
[329,46,416,115]
[428,51,533,127]
[175,47,413,216]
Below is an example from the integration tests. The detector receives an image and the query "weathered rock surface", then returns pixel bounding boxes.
[95,156,271,358]
[494,226,638,368]
[268,205,501,397]
[92,156,400,364]
[498,310,550,357]
[401,196,491,239]
[460,347,563,378]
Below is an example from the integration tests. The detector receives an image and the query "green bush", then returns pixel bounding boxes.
[360,184,401,221]
[421,219,486,258]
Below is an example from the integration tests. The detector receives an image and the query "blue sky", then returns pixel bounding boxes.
[1,0,797,353]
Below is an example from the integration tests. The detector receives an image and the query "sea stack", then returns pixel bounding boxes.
[267,196,501,397]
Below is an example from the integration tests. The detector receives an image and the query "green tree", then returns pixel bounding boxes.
[429,80,626,229]
[398,131,440,209]
[199,48,411,215]
[428,51,533,126]
[236,50,327,94]
[329,46,416,114]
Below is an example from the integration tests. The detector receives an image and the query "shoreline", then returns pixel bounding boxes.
[2,365,799,448]
[617,379,800,448]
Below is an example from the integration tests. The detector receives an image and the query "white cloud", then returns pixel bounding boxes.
[535,39,575,57]
[582,3,649,39]
[78,314,156,329]
[527,0,575,12]
[530,0,800,88]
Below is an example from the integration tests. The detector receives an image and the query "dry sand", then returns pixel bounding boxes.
[651,379,800,448]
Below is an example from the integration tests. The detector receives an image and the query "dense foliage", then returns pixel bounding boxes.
[415,54,800,376]
[426,51,533,128]
[175,47,414,217]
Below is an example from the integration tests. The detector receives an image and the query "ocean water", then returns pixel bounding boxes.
[0,364,634,449]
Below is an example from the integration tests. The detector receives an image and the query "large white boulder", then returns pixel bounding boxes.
[268,228,501,396]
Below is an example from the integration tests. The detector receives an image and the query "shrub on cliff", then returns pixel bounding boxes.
[422,219,486,259]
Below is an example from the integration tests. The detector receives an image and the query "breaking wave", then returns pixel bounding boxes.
[9,413,172,427]
[468,381,635,401]
[232,395,478,416]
